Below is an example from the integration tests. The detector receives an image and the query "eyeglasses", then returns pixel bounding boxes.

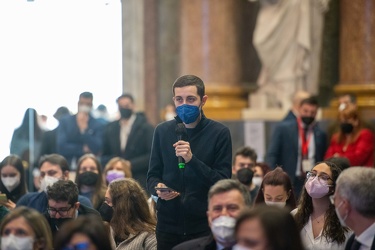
[329,195,335,205]
[63,242,89,250]
[306,171,333,182]
[47,206,72,216]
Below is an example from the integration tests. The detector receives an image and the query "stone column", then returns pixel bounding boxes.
[180,0,252,120]
[325,0,375,118]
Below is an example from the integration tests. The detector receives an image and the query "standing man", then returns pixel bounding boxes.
[102,93,154,190]
[173,179,251,250]
[57,92,104,168]
[147,75,232,249]
[333,167,375,250]
[266,96,327,198]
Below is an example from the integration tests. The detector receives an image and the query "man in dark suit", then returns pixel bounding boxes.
[333,167,375,250]
[172,179,251,250]
[266,96,327,198]
[101,93,154,190]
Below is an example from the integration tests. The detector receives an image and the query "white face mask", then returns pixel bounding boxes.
[1,176,21,192]
[335,201,348,227]
[232,244,252,250]
[210,216,236,246]
[78,105,92,113]
[40,176,60,192]
[265,200,286,208]
[1,234,34,250]
[252,177,263,187]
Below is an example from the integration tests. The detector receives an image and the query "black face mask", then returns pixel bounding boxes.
[98,202,113,222]
[301,116,315,126]
[340,122,354,134]
[78,171,98,186]
[119,108,132,119]
[50,217,73,230]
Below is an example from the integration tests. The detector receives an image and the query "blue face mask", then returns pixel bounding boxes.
[176,104,200,124]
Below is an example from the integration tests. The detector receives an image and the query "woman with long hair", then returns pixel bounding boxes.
[0,206,53,250]
[293,161,351,249]
[324,103,374,167]
[234,205,304,250]
[254,167,297,211]
[99,178,156,250]
[102,157,132,185]
[75,153,106,210]
[0,155,28,209]
[54,214,113,250]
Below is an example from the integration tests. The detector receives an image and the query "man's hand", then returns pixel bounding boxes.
[173,140,192,163]
[155,183,179,201]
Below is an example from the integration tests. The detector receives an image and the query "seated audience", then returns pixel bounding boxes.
[325,104,374,167]
[234,205,304,250]
[103,157,132,185]
[100,178,156,249]
[45,180,100,236]
[325,156,351,171]
[0,155,28,210]
[251,162,271,187]
[173,179,251,250]
[54,214,113,250]
[254,167,297,211]
[236,168,259,204]
[0,206,53,250]
[75,154,106,210]
[232,146,259,202]
[292,161,351,250]
[333,167,375,250]
[17,154,92,214]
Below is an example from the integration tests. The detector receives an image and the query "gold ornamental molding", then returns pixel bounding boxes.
[203,84,255,120]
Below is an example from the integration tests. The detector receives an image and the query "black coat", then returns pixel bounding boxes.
[101,112,154,190]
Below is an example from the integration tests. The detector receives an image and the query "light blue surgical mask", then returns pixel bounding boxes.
[176,104,200,124]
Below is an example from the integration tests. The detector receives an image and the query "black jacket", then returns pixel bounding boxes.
[101,112,154,190]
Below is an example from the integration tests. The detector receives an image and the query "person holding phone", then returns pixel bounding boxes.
[147,75,232,250]
[0,155,28,210]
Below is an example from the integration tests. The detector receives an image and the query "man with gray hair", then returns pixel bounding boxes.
[332,167,375,250]
[173,179,251,250]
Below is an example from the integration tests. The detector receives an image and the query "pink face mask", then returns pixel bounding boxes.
[305,176,332,199]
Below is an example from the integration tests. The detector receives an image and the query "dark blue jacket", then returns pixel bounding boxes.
[16,191,92,214]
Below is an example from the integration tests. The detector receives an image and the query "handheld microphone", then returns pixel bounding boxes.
[175,123,187,169]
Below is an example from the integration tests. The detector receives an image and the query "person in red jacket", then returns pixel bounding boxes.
[325,103,375,167]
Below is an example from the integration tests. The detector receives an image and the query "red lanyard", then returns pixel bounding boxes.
[297,118,312,157]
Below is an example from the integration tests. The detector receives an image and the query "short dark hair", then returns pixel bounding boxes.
[233,146,258,164]
[172,75,205,100]
[47,180,78,205]
[116,93,134,103]
[38,154,70,172]
[300,96,319,107]
[325,156,351,171]
[79,92,93,100]
[208,179,251,206]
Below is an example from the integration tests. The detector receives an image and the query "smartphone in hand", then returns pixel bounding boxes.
[0,194,7,202]
[154,187,175,193]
